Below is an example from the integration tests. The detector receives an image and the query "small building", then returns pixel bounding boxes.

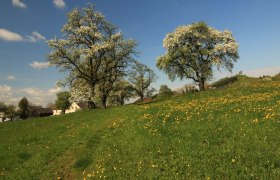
[65,102,89,114]
[26,105,53,118]
[0,107,7,122]
[53,110,62,116]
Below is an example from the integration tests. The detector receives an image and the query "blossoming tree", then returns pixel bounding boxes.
[129,62,157,100]
[47,4,137,108]
[157,22,239,91]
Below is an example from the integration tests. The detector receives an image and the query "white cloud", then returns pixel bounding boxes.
[21,86,61,106]
[26,31,46,42]
[30,61,50,70]
[0,85,12,96]
[22,88,45,97]
[53,0,65,9]
[0,85,20,105]
[0,84,19,105]
[0,95,20,105]
[23,86,61,97]
[0,29,23,42]
[12,0,27,8]
[0,85,60,106]
[48,86,61,94]
[0,29,45,43]
[6,75,16,80]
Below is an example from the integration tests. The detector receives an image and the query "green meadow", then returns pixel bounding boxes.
[1,78,280,179]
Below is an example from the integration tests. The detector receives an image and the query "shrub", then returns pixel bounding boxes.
[158,85,173,98]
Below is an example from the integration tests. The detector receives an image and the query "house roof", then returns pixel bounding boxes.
[27,105,53,115]
[28,105,43,112]
[36,108,53,114]
[0,107,7,112]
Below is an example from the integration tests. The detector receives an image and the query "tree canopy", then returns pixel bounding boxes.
[108,80,134,106]
[157,21,239,91]
[129,62,157,100]
[55,91,71,114]
[158,85,172,98]
[18,97,29,119]
[48,4,137,108]
[0,102,17,120]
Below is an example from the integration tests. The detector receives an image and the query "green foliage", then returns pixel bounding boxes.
[0,102,6,107]
[1,81,280,179]
[157,21,239,91]
[18,97,29,119]
[0,103,17,119]
[55,91,70,113]
[145,87,157,98]
[212,75,238,88]
[108,80,134,106]
[129,62,157,100]
[158,85,172,97]
[5,105,17,119]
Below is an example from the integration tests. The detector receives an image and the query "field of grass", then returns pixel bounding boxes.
[1,80,280,179]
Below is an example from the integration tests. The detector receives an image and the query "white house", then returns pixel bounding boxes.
[0,107,7,122]
[53,110,62,115]
[65,102,89,114]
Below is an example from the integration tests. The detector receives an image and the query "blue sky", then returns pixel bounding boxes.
[1,0,280,106]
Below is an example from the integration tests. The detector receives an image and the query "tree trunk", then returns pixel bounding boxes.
[198,80,205,91]
[88,84,96,109]
[119,95,125,106]
[88,101,96,109]
[140,94,144,100]
[101,95,107,109]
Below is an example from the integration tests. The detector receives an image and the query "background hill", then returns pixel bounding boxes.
[272,73,280,81]
[211,73,280,88]
[1,80,280,179]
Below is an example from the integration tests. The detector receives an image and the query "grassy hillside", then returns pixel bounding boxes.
[1,80,280,179]
[211,74,267,88]
[273,73,280,81]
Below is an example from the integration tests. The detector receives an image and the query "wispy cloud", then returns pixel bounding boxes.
[0,29,46,42]
[6,75,16,80]
[0,85,12,96]
[0,29,23,42]
[53,0,65,9]
[26,31,46,42]
[12,0,26,8]
[30,61,50,70]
